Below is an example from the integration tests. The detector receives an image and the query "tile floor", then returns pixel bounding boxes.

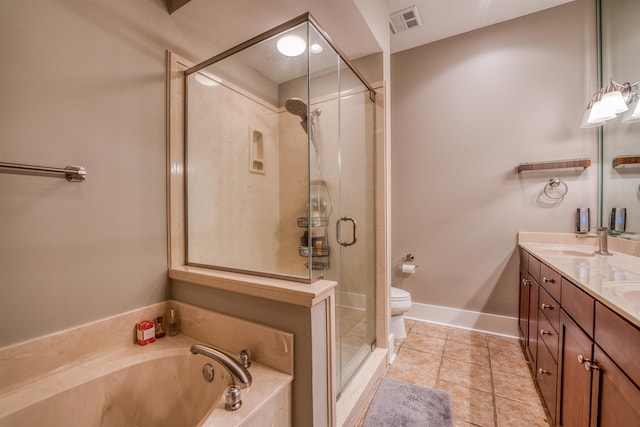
[358,319,552,426]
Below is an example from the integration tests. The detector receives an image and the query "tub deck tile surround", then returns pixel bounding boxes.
[0,301,293,395]
[0,335,292,426]
[170,265,337,307]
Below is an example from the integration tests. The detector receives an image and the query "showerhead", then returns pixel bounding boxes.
[285,98,308,119]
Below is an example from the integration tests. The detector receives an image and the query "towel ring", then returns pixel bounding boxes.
[543,178,568,199]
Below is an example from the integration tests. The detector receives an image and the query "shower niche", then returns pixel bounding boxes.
[183,13,378,393]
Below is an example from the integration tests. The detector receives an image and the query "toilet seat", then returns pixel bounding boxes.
[391,287,411,302]
[390,287,412,315]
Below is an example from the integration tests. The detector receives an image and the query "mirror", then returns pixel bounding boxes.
[600,0,640,236]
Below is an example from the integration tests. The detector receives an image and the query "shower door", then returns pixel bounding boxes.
[332,59,377,393]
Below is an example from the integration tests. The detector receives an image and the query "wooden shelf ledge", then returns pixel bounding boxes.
[612,155,640,169]
[517,158,591,173]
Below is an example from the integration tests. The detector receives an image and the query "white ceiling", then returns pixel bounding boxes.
[173,0,380,60]
[389,0,575,53]
[174,0,576,62]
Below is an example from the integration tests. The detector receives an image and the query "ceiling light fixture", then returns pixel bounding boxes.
[277,35,306,57]
[310,43,323,54]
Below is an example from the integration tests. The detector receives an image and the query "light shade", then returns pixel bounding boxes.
[580,108,606,128]
[277,35,306,57]
[589,99,618,122]
[580,93,616,128]
[622,95,640,123]
[600,89,628,114]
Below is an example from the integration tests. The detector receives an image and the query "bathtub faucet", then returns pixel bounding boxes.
[190,344,253,389]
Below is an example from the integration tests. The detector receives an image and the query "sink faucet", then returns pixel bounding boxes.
[577,227,613,256]
[190,344,253,388]
[596,227,613,256]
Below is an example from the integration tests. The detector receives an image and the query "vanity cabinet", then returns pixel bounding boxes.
[518,248,539,367]
[591,302,640,425]
[519,248,640,426]
[558,309,593,426]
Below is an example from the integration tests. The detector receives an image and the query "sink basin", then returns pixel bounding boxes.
[602,282,640,305]
[532,245,595,257]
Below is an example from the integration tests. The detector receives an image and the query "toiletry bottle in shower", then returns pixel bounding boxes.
[168,308,178,336]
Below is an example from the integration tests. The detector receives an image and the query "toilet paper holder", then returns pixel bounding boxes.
[401,254,418,274]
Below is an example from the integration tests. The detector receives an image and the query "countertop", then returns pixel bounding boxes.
[518,232,640,328]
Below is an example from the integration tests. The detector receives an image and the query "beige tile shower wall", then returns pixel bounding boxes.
[0,0,221,347]
[187,79,280,272]
[391,0,599,317]
[278,111,311,277]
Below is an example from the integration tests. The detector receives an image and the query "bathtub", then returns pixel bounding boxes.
[0,337,292,427]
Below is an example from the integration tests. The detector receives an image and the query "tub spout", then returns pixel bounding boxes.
[190,344,252,388]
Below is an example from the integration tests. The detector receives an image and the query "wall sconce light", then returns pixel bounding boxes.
[581,79,639,128]
[622,85,640,124]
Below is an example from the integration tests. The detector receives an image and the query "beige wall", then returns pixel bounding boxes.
[0,0,219,346]
[391,0,599,316]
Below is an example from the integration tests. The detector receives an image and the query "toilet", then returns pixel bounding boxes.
[390,286,413,339]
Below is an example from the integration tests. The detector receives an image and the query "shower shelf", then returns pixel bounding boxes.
[612,155,640,169]
[298,215,330,271]
[305,261,331,271]
[299,246,330,257]
[517,158,591,173]
[297,217,329,227]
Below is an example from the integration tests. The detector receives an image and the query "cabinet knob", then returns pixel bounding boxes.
[521,278,530,287]
[577,354,600,372]
[541,303,554,310]
[538,368,550,375]
[540,329,551,336]
[542,277,555,284]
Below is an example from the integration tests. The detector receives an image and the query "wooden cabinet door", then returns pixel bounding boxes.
[527,275,539,367]
[559,310,593,427]
[519,268,529,343]
[591,345,640,427]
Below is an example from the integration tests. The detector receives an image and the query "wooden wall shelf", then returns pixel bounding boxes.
[612,155,640,169]
[517,158,591,173]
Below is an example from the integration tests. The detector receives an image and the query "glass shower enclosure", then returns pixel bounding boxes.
[183,14,377,393]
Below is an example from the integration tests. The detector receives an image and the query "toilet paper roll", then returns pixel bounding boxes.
[401,263,417,274]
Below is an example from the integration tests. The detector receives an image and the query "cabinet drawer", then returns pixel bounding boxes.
[536,341,558,424]
[540,263,561,302]
[528,255,541,285]
[539,285,559,332]
[561,278,594,338]
[538,311,559,361]
[595,302,640,388]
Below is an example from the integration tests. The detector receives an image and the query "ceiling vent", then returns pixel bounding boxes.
[389,5,423,34]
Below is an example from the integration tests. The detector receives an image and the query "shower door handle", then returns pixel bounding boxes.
[336,217,357,247]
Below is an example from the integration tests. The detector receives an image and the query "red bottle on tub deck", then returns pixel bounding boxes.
[136,320,156,345]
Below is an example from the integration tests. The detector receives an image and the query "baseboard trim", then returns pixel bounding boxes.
[405,302,518,338]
